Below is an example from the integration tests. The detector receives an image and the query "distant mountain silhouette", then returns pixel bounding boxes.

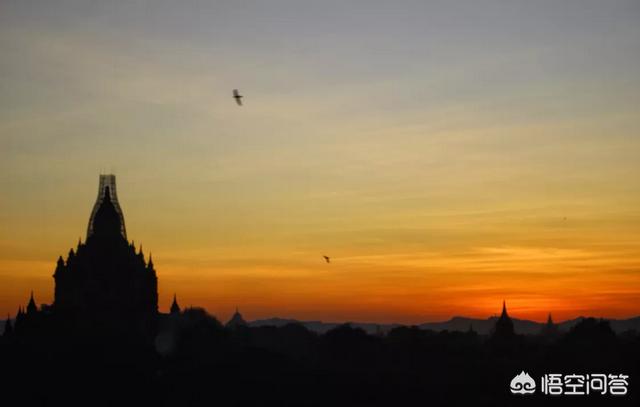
[421,316,540,335]
[4,315,638,336]
[247,315,640,335]
[249,317,401,335]
[609,316,640,333]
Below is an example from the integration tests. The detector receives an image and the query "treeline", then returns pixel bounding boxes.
[1,308,638,407]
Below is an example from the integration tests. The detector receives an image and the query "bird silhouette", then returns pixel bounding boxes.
[233,89,243,106]
[323,255,330,263]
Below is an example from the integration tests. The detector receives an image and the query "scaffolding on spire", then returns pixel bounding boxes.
[87,174,127,239]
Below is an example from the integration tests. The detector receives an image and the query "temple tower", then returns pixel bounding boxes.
[51,174,157,337]
[170,294,181,314]
[87,174,127,239]
[226,307,247,329]
[493,300,515,337]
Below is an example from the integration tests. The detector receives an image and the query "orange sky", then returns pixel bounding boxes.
[1,1,639,324]
[2,186,639,324]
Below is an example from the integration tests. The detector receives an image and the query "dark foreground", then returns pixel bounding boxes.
[1,311,638,407]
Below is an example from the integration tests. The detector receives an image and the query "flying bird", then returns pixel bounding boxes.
[323,255,330,263]
[233,89,243,106]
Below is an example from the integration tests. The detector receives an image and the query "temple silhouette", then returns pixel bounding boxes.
[226,307,248,328]
[493,300,515,338]
[12,175,160,339]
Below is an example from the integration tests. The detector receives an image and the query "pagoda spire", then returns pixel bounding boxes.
[226,307,247,328]
[87,174,127,239]
[501,300,508,318]
[170,294,181,314]
[541,312,559,337]
[492,300,514,338]
[27,291,37,314]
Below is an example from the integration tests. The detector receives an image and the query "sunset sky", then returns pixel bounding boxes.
[1,0,639,324]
